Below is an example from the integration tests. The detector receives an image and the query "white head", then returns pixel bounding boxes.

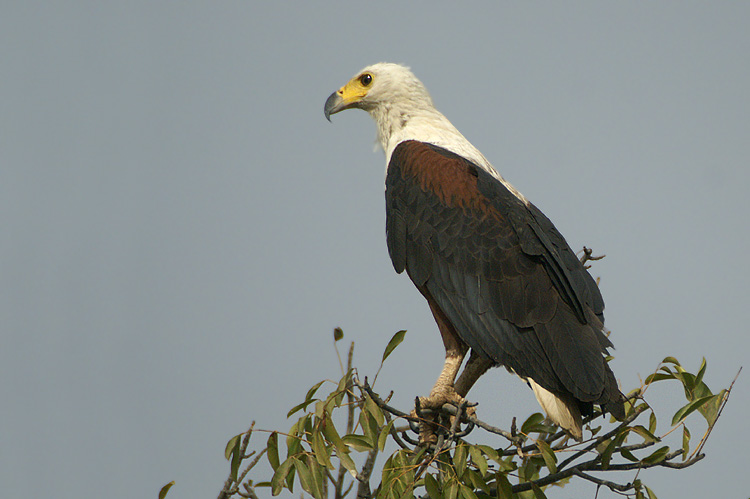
[324,63,433,121]
[324,63,502,180]
[324,63,445,154]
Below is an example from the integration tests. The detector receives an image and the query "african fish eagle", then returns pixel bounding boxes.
[324,63,624,440]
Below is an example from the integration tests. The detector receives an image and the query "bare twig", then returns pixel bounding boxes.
[334,343,357,499]
[357,377,419,422]
[355,449,378,499]
[217,423,267,499]
[511,448,701,493]
[579,246,606,267]
[572,470,632,492]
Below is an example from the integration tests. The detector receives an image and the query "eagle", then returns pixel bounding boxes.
[324,63,624,440]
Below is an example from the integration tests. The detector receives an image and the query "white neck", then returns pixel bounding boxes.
[367,103,528,203]
[370,104,486,167]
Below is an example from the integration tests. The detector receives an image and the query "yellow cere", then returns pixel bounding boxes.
[337,77,370,104]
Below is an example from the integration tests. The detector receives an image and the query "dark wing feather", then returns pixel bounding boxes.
[385,140,619,408]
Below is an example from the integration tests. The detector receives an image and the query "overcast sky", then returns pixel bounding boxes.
[2,2,748,498]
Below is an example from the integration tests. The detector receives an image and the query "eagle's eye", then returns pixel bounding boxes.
[359,73,373,86]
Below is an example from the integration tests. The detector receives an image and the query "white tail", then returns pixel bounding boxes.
[527,379,583,441]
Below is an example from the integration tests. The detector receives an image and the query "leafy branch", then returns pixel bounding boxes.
[159,329,736,499]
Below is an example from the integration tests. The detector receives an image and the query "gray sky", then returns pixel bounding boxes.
[2,2,748,498]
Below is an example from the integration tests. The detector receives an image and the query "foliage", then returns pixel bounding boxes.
[158,327,736,499]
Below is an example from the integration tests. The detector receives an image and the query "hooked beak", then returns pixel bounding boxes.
[324,91,347,122]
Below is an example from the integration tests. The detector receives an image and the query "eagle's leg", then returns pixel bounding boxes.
[414,291,470,443]
[414,348,466,445]
[420,349,466,408]
[419,291,469,408]
[454,351,493,398]
[438,351,493,422]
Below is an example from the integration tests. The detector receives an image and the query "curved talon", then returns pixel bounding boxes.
[408,418,421,435]
[412,387,479,445]
[418,385,466,410]
[455,421,475,438]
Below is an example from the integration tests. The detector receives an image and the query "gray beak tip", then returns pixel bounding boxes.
[324,91,344,123]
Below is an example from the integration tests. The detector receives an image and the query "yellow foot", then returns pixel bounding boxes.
[411,387,476,444]
[418,386,464,410]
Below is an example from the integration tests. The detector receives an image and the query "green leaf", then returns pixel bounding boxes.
[530,481,548,499]
[225,433,242,481]
[645,485,659,499]
[364,394,385,426]
[682,426,691,460]
[459,483,480,499]
[342,434,374,452]
[694,357,707,388]
[359,409,379,447]
[641,445,670,465]
[519,457,541,482]
[381,453,398,495]
[644,372,674,385]
[662,356,681,366]
[333,327,344,342]
[623,397,635,417]
[286,416,307,457]
[599,437,617,470]
[411,445,428,467]
[338,449,358,477]
[287,399,317,418]
[304,413,314,437]
[378,420,394,451]
[382,330,407,363]
[469,445,488,476]
[312,429,334,469]
[285,380,328,418]
[680,371,697,394]
[648,411,657,434]
[286,418,301,452]
[464,469,490,494]
[500,456,518,473]
[158,481,175,499]
[383,450,415,498]
[330,370,352,408]
[620,448,639,461]
[314,399,326,419]
[424,473,443,499]
[267,432,280,471]
[690,379,712,400]
[308,454,326,499]
[285,460,297,492]
[294,458,318,499]
[631,425,660,443]
[698,389,725,425]
[306,380,326,403]
[671,394,719,426]
[271,457,295,496]
[225,433,242,460]
[536,439,557,474]
[495,472,514,499]
[521,413,545,435]
[454,442,468,478]
[444,480,459,499]
[321,414,345,449]
[477,445,501,465]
